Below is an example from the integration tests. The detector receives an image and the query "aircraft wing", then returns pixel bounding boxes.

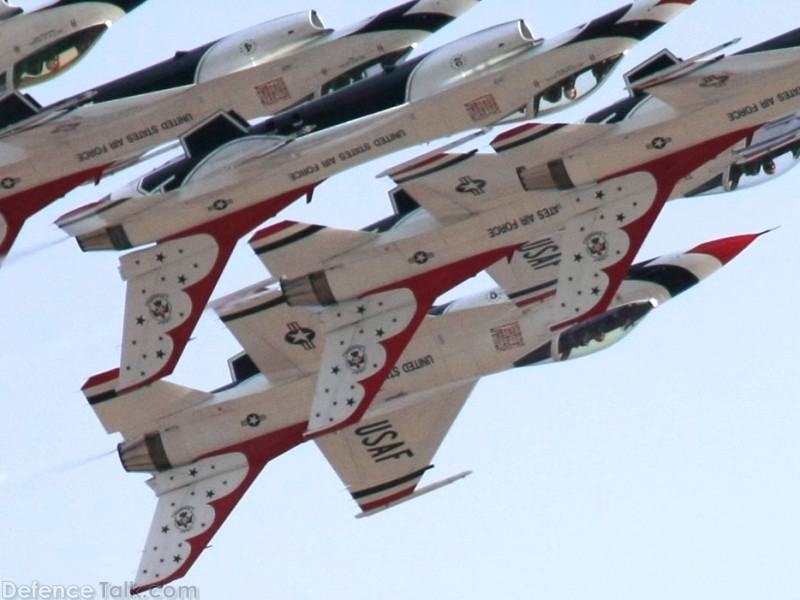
[301,246,512,439]
[115,233,237,392]
[487,171,666,328]
[213,286,325,385]
[315,380,476,516]
[129,445,288,594]
[638,56,772,111]
[384,123,613,221]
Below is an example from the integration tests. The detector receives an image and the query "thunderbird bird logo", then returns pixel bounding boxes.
[584,232,609,261]
[172,506,195,533]
[146,294,173,324]
[344,345,368,374]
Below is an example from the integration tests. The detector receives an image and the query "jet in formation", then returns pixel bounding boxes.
[9,0,799,593]
[83,230,764,591]
[0,0,480,255]
[56,0,697,394]
[0,0,148,95]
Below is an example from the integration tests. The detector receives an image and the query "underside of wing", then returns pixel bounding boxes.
[487,171,667,329]
[213,286,325,384]
[315,380,476,516]
[132,452,259,593]
[306,288,421,438]
[117,233,236,392]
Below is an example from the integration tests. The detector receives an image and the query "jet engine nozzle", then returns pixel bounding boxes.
[281,270,337,306]
[76,224,132,251]
[118,433,172,473]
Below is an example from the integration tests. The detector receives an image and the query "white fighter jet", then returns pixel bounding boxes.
[0,0,148,94]
[57,0,697,394]
[82,230,763,592]
[0,0,478,253]
[234,24,800,437]
[1,0,476,131]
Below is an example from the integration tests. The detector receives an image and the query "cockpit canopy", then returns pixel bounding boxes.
[10,24,107,90]
[686,114,800,197]
[533,54,624,117]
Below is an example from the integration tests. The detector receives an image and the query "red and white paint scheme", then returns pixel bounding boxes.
[0,0,149,94]
[83,231,764,592]
[0,0,480,256]
[245,124,757,438]
[60,0,697,395]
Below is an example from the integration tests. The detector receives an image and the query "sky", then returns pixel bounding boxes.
[1,0,799,599]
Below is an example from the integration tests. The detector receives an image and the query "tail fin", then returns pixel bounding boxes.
[249,220,377,279]
[83,369,210,440]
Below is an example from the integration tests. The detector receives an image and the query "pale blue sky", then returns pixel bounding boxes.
[1,1,799,598]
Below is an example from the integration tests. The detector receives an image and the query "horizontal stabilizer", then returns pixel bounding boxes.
[213,285,325,384]
[387,152,525,220]
[249,220,377,279]
[83,369,210,440]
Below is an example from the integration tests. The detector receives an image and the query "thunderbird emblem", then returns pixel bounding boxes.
[146,294,173,324]
[344,345,368,374]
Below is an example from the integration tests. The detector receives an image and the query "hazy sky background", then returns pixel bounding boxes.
[1,0,799,598]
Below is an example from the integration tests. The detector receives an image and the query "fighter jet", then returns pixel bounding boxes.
[0,0,478,254]
[455,25,800,203]
[0,0,148,94]
[82,231,763,592]
[231,123,754,438]
[57,0,697,394]
[1,0,476,133]
[234,24,800,436]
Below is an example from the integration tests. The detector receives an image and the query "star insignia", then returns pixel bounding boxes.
[376,328,385,338]
[189,468,198,477]
[161,526,170,534]
[591,287,601,296]
[595,190,605,200]
[574,253,583,262]
[156,253,166,263]
[650,136,668,150]
[346,398,355,406]
[331,366,340,375]
[206,490,215,499]
[136,316,146,326]
[616,213,626,223]
[178,275,187,285]
[357,305,366,315]
[173,555,182,564]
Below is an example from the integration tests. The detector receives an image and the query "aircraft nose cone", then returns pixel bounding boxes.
[689,231,772,265]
